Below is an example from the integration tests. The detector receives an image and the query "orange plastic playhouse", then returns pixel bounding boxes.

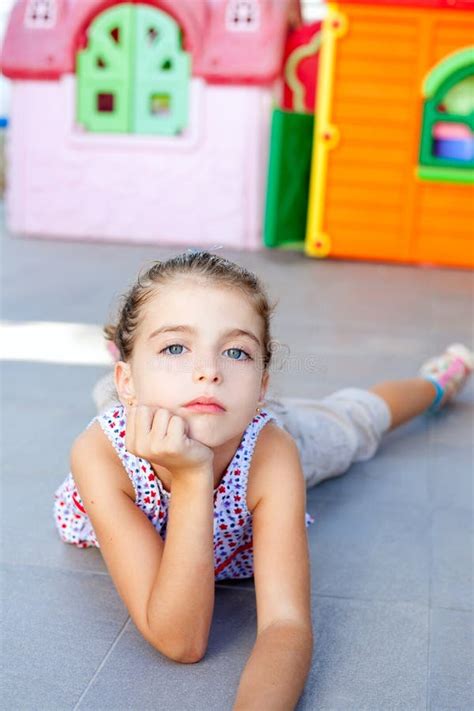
[305,0,474,268]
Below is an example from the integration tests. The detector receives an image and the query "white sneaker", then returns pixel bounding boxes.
[419,343,474,412]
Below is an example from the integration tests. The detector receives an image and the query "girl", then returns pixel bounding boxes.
[53,249,473,711]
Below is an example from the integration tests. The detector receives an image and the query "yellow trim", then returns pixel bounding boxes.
[305,5,347,258]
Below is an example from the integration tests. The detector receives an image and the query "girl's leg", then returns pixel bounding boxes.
[265,388,392,488]
[370,342,474,431]
[266,343,474,489]
[369,377,437,431]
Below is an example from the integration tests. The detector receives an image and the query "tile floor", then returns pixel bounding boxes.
[1,210,473,710]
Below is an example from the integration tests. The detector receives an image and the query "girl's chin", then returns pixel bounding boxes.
[187,420,223,441]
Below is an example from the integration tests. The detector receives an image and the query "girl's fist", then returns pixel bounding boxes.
[125,405,214,481]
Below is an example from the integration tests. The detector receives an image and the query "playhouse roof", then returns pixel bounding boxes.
[1,0,298,83]
[336,0,472,10]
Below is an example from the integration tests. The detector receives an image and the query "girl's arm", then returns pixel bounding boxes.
[233,426,314,711]
[70,421,215,663]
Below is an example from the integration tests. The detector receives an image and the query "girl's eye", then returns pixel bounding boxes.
[159,344,251,360]
[159,344,187,356]
[225,348,251,361]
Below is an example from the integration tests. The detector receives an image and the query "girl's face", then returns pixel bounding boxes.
[115,279,270,449]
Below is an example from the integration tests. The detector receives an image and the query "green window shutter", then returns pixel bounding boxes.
[132,4,191,136]
[76,4,134,133]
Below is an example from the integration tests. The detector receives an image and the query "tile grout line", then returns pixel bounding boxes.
[4,562,472,611]
[214,587,474,612]
[426,417,435,711]
[72,616,131,711]
[0,560,115,578]
[6,562,472,611]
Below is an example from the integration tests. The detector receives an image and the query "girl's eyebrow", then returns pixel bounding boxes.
[148,324,261,346]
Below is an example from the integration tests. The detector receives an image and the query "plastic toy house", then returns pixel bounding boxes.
[305,0,474,269]
[1,0,297,249]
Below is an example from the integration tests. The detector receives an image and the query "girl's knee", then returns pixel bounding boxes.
[320,390,389,462]
[327,388,391,440]
[265,398,360,485]
[265,391,387,487]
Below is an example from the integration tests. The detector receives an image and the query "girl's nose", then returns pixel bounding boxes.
[192,358,222,383]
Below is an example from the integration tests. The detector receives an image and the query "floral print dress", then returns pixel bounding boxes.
[53,405,315,580]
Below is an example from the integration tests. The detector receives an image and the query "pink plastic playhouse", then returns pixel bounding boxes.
[1,0,300,249]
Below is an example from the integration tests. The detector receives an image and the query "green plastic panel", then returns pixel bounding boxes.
[419,53,474,177]
[422,47,474,99]
[264,108,314,248]
[417,165,474,184]
[77,4,133,133]
[76,3,190,136]
[132,5,190,135]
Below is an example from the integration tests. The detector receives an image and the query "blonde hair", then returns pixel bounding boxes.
[104,249,279,372]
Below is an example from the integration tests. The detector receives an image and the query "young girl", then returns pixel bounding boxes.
[53,249,473,711]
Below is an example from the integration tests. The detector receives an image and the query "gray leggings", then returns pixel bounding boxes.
[92,374,392,489]
[265,389,392,488]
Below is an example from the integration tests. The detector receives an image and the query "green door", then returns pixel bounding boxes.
[76,3,190,136]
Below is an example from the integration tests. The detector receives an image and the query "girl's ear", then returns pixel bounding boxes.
[114,361,136,406]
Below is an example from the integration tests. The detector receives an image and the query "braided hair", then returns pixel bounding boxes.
[104,248,279,374]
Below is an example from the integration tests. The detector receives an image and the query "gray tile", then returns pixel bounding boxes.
[429,268,474,296]
[377,413,432,458]
[300,596,429,711]
[51,589,430,711]
[431,507,473,611]
[271,260,436,334]
[313,418,430,507]
[1,361,109,410]
[266,344,465,398]
[306,496,431,604]
[427,442,473,510]
[429,607,473,711]
[431,328,474,357]
[75,587,259,711]
[1,395,106,573]
[431,277,474,341]
[313,451,430,508]
[428,400,474,449]
[2,200,474,711]
[1,236,179,325]
[265,350,385,399]
[1,563,128,711]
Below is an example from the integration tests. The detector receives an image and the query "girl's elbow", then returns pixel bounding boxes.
[177,648,207,664]
[145,627,208,664]
[163,642,207,664]
[177,635,209,663]
[144,607,211,663]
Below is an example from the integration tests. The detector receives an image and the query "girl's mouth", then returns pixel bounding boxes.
[183,403,225,414]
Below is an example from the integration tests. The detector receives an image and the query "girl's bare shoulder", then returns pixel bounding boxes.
[72,420,136,501]
[246,421,298,513]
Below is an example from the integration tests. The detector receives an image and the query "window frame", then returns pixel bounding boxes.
[417,47,473,184]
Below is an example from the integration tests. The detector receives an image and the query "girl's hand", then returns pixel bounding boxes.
[125,405,214,481]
